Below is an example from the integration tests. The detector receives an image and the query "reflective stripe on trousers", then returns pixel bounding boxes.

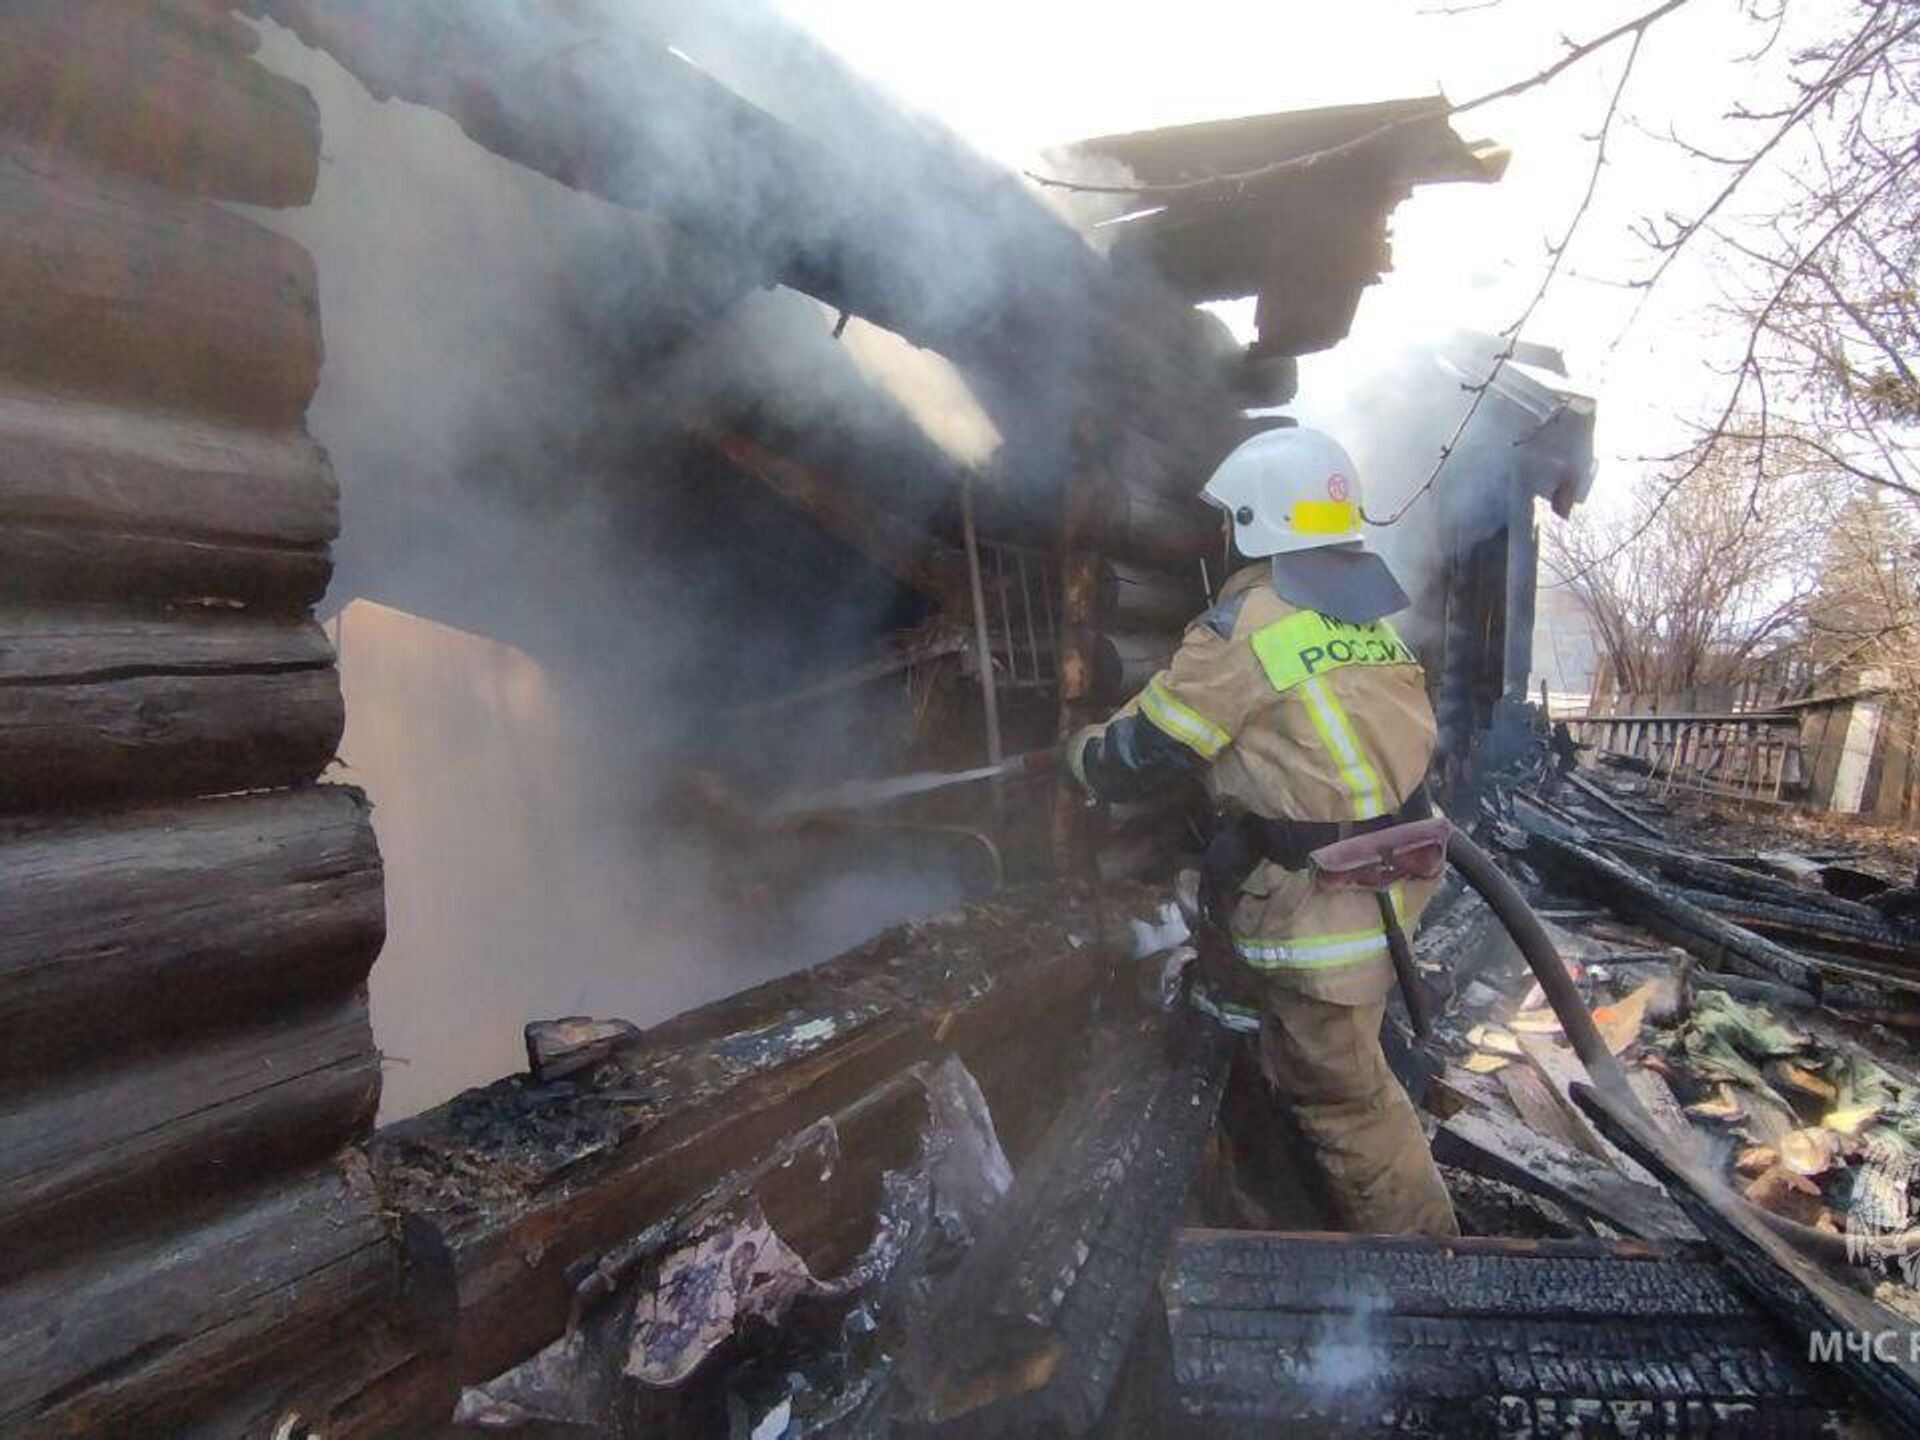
[1233,886,1406,971]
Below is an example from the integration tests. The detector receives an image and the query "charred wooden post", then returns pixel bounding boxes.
[916,1009,1232,1436]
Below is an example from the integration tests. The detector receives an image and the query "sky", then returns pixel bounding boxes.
[765,0,1803,521]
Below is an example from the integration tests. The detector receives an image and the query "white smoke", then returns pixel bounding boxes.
[244,8,1131,1118]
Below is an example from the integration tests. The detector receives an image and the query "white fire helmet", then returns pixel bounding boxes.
[1200,425,1410,620]
[1200,425,1365,557]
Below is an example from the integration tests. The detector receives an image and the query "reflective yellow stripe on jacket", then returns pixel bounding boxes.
[1139,677,1231,760]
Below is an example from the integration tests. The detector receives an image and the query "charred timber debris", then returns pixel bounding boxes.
[7,4,1920,1438]
[356,747,1920,1437]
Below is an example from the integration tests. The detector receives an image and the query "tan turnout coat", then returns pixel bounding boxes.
[1102,562,1440,1005]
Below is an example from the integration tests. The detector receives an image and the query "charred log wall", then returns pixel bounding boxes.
[1053,415,1245,877]
[0,7,437,1434]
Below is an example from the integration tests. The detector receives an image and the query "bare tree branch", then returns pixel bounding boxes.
[1367,27,1646,528]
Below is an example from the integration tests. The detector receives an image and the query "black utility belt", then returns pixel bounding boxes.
[1207,784,1433,882]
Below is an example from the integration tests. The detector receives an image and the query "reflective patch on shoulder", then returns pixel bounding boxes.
[1202,591,1249,640]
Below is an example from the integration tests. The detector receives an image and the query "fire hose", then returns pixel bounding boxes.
[1446,827,1920,1266]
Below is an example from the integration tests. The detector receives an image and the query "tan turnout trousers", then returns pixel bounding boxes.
[1092,562,1458,1236]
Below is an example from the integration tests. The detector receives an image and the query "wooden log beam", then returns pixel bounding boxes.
[0,520,333,609]
[1099,558,1206,631]
[0,787,385,1079]
[1086,625,1179,704]
[0,607,343,808]
[0,142,322,427]
[1597,834,1891,928]
[0,380,337,612]
[0,990,379,1268]
[0,1161,444,1439]
[1526,831,1821,995]
[1098,474,1218,569]
[0,1,320,205]
[704,429,965,606]
[0,388,338,543]
[366,883,1147,1390]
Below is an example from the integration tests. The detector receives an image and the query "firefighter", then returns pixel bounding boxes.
[1064,426,1458,1237]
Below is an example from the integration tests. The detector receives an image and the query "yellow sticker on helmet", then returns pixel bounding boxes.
[1290,499,1357,534]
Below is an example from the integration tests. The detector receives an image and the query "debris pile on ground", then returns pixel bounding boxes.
[1417,743,1920,1300]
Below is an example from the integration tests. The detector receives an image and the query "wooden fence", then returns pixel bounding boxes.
[1571,679,1920,825]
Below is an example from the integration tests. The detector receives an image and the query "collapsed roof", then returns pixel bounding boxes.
[1074,99,1509,358]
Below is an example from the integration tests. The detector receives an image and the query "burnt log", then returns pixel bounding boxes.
[0,1161,438,1440]
[0,990,379,1267]
[365,884,1151,1390]
[1526,831,1820,994]
[0,142,323,427]
[916,1010,1232,1437]
[1086,626,1178,703]
[1098,558,1205,630]
[0,787,385,1078]
[0,607,343,808]
[1560,767,1665,837]
[1669,888,1920,973]
[1599,834,1895,929]
[0,1,320,205]
[1163,1231,1848,1436]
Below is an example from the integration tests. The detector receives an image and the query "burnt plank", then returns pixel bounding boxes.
[1431,1110,1698,1243]
[1163,1231,1849,1437]
[917,1010,1233,1436]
